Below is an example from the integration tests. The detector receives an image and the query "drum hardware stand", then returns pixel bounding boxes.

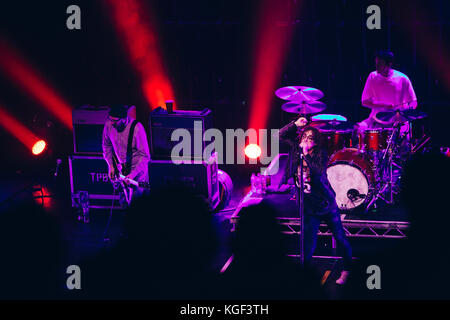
[411,135,431,154]
[297,153,306,265]
[365,156,395,212]
[77,191,90,223]
[365,125,401,212]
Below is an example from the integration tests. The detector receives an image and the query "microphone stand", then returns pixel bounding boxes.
[298,151,305,265]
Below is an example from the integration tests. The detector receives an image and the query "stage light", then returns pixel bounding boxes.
[0,104,46,154]
[0,38,73,129]
[104,0,175,110]
[440,147,450,158]
[32,185,53,209]
[32,140,46,156]
[245,144,262,159]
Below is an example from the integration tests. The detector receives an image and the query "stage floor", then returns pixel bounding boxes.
[0,172,413,300]
[229,186,410,239]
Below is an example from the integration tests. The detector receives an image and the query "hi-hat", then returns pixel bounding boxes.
[311,114,347,122]
[281,101,326,114]
[375,109,427,124]
[309,120,354,132]
[275,86,324,102]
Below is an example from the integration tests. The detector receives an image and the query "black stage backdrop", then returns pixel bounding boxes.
[0,0,448,178]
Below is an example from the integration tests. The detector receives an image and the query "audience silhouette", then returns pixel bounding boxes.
[3,152,448,300]
[342,152,450,299]
[0,199,65,299]
[220,200,325,299]
[80,186,220,299]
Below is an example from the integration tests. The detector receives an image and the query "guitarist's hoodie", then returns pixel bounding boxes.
[102,117,150,185]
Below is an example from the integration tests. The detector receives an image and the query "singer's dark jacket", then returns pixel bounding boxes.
[279,121,338,215]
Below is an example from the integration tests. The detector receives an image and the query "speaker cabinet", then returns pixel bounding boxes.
[148,152,220,210]
[149,107,213,160]
[72,106,110,154]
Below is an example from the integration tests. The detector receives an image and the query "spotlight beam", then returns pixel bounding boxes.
[0,38,73,129]
[392,1,450,91]
[103,0,175,109]
[249,0,301,131]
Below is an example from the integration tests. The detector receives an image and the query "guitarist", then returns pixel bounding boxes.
[280,117,352,284]
[102,104,150,200]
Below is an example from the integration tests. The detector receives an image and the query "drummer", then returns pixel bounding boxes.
[358,50,417,137]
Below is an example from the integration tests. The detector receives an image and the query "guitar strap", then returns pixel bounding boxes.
[111,120,138,176]
[123,120,138,176]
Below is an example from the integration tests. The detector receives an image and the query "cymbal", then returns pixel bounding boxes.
[375,109,428,124]
[309,120,354,132]
[275,86,324,102]
[311,114,347,122]
[281,101,326,114]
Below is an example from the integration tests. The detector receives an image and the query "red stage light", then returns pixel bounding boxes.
[104,0,175,110]
[0,38,73,129]
[245,144,262,159]
[0,104,46,154]
[33,186,53,209]
[32,140,46,156]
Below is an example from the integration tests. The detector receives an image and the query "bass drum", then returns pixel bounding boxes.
[326,148,375,210]
[213,169,234,212]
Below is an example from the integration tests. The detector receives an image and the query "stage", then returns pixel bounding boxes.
[1,0,450,302]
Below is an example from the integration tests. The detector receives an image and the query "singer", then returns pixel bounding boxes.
[280,117,353,284]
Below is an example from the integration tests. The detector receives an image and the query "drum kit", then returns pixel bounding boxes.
[276,85,428,212]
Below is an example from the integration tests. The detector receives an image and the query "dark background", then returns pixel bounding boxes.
[0,0,448,181]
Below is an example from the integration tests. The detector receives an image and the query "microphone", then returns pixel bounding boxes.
[298,146,306,160]
[54,158,62,178]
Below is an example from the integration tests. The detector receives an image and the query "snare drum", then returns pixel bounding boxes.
[321,130,353,156]
[326,148,375,210]
[358,128,393,152]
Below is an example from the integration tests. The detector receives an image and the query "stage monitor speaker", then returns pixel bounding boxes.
[72,106,110,154]
[148,152,220,210]
[149,107,213,160]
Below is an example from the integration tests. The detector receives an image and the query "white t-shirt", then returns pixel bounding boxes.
[359,69,417,133]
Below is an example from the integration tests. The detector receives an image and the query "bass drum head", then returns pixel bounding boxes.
[326,162,370,211]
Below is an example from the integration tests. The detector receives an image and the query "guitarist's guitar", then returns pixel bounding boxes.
[111,156,150,205]
[113,174,150,205]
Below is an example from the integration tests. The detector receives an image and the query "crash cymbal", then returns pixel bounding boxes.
[281,101,326,114]
[311,114,347,122]
[309,120,354,132]
[275,86,324,102]
[375,109,427,124]
[399,109,427,120]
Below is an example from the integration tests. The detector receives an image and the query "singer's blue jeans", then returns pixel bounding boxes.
[303,207,353,270]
